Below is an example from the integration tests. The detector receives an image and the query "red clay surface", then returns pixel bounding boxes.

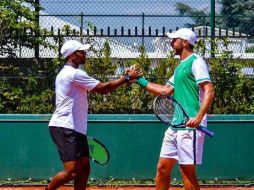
[0,186,254,190]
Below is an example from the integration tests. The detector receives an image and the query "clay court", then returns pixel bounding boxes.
[0,186,254,190]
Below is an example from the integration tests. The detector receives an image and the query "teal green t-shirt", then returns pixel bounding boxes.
[167,54,211,122]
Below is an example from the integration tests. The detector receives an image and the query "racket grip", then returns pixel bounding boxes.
[197,126,214,137]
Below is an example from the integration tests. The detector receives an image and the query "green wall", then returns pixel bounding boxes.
[0,114,253,180]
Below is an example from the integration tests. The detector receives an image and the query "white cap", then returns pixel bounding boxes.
[60,40,91,58]
[166,28,197,45]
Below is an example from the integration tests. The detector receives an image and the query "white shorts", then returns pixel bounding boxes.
[159,127,205,165]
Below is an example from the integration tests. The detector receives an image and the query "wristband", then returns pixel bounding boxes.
[136,76,148,87]
[124,74,131,82]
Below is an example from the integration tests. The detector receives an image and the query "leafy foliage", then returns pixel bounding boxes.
[220,0,254,35]
[0,58,59,113]
[209,58,254,114]
[195,38,254,114]
[175,3,210,27]
[0,0,53,57]
[85,43,154,113]
[0,1,253,114]
[0,36,253,114]
[0,20,254,114]
[174,0,254,34]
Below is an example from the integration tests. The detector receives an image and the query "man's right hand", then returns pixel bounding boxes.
[125,65,143,83]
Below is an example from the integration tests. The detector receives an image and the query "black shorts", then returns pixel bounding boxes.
[49,126,89,163]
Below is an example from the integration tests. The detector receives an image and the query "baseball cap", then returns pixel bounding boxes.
[166,28,197,45]
[60,40,91,58]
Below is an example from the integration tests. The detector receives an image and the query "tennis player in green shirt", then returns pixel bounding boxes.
[136,28,214,190]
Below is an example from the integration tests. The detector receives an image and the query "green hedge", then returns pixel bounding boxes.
[0,41,253,114]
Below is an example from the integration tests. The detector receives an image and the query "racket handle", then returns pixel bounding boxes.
[197,126,214,137]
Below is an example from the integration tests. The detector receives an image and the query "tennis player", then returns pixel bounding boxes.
[135,28,214,190]
[46,40,141,190]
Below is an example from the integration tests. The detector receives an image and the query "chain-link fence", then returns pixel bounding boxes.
[1,0,254,75]
[0,0,254,114]
[39,0,253,33]
[1,1,254,78]
[2,0,254,58]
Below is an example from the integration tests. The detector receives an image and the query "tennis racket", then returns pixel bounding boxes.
[87,137,110,165]
[153,95,214,137]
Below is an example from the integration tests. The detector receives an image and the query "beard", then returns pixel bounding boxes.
[172,46,184,56]
[172,48,180,55]
[74,57,85,65]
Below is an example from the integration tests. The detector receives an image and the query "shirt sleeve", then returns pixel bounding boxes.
[192,58,211,84]
[73,69,100,91]
[166,75,174,88]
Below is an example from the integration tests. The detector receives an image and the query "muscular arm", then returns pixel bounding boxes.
[91,76,126,94]
[186,81,215,128]
[145,82,174,96]
[91,68,142,94]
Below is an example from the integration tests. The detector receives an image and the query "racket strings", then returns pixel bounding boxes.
[154,96,175,124]
[154,96,184,126]
[153,96,215,137]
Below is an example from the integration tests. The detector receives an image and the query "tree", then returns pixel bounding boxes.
[175,1,254,35]
[84,40,123,113]
[0,0,50,57]
[175,3,210,27]
[0,1,57,113]
[220,0,254,35]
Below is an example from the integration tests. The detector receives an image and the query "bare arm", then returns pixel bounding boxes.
[135,75,174,96]
[91,76,126,94]
[186,81,215,128]
[91,68,142,94]
[145,82,174,96]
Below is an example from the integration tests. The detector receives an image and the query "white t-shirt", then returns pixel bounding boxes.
[49,65,100,134]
